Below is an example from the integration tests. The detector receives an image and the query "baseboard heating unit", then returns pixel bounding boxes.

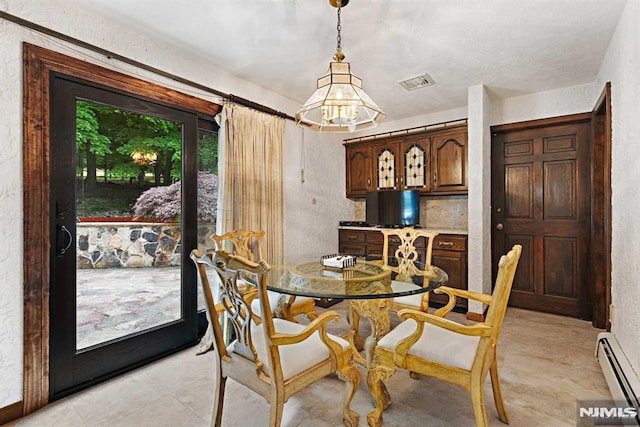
[596,332,640,424]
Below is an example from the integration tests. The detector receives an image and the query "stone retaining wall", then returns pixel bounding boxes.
[76,222,216,268]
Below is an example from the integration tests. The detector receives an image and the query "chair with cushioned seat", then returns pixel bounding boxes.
[212,229,318,322]
[366,244,522,427]
[190,249,360,427]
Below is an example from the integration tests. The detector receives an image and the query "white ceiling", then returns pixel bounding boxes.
[65,0,626,122]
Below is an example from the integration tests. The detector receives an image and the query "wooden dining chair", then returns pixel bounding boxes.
[349,228,439,342]
[190,249,360,427]
[366,244,522,427]
[212,229,318,322]
[381,228,440,312]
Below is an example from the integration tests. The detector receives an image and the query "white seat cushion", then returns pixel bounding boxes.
[230,318,349,380]
[250,292,315,316]
[393,293,424,308]
[377,318,480,371]
[391,279,425,308]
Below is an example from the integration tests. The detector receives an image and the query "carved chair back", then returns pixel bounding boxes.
[381,227,439,281]
[212,229,265,262]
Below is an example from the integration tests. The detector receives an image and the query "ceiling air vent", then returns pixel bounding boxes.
[398,73,435,91]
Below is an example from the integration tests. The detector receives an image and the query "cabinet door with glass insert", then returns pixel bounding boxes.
[401,136,430,193]
[373,141,400,190]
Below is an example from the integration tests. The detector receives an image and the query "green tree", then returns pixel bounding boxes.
[76,101,112,188]
[198,130,218,175]
[112,113,182,184]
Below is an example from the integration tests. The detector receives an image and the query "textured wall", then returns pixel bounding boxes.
[353,197,468,231]
[467,85,493,315]
[492,82,599,125]
[595,0,640,379]
[0,13,27,409]
[283,124,353,264]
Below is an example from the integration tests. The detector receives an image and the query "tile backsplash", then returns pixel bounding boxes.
[353,196,468,230]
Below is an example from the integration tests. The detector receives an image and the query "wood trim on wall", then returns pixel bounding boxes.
[0,401,24,425]
[491,112,592,133]
[22,43,221,415]
[591,82,612,330]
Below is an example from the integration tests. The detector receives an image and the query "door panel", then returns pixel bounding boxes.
[505,164,533,218]
[492,120,591,319]
[49,73,199,400]
[543,236,576,297]
[506,234,534,293]
[544,160,576,219]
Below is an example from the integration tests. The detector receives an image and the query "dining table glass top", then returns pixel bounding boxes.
[266,259,448,300]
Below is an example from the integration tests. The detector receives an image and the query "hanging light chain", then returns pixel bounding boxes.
[333,0,345,62]
[336,1,342,53]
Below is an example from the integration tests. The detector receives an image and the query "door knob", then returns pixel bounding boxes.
[496,223,504,230]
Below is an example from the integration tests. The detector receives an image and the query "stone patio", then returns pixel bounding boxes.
[76,266,203,349]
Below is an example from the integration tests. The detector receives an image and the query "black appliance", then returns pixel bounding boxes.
[366,190,420,227]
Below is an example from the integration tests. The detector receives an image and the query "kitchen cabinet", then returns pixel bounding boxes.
[337,229,367,256]
[344,124,466,197]
[345,145,373,198]
[369,135,432,192]
[431,128,467,193]
[430,235,468,309]
[338,228,468,310]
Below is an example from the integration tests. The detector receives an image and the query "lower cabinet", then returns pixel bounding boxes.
[338,228,467,310]
[431,235,467,310]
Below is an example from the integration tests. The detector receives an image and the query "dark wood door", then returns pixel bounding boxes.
[491,117,592,318]
[49,73,199,400]
[345,144,372,197]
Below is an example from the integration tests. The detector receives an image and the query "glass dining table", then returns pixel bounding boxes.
[267,258,448,366]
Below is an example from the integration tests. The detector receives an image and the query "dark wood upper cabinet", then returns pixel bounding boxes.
[432,128,468,193]
[344,124,467,198]
[345,144,373,197]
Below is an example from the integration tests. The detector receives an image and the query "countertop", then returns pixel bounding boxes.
[338,226,467,235]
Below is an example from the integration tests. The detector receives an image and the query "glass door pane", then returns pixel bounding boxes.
[49,73,199,400]
[75,100,183,350]
[195,123,219,311]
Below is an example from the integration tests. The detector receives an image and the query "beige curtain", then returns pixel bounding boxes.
[220,103,285,265]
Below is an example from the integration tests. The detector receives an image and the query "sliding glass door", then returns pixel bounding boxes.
[49,72,202,400]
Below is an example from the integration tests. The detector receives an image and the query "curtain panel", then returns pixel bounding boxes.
[220,103,285,265]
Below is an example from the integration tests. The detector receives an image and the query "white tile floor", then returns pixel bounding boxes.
[3,305,611,427]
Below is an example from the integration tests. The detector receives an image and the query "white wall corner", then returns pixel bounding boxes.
[467,84,492,315]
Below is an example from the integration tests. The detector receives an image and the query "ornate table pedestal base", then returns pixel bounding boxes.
[347,298,393,367]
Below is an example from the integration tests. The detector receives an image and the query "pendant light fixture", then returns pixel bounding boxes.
[295,0,385,133]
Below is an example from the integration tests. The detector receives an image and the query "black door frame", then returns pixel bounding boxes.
[48,72,200,400]
[22,43,221,414]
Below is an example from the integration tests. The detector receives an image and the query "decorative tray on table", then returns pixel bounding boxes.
[321,254,357,269]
